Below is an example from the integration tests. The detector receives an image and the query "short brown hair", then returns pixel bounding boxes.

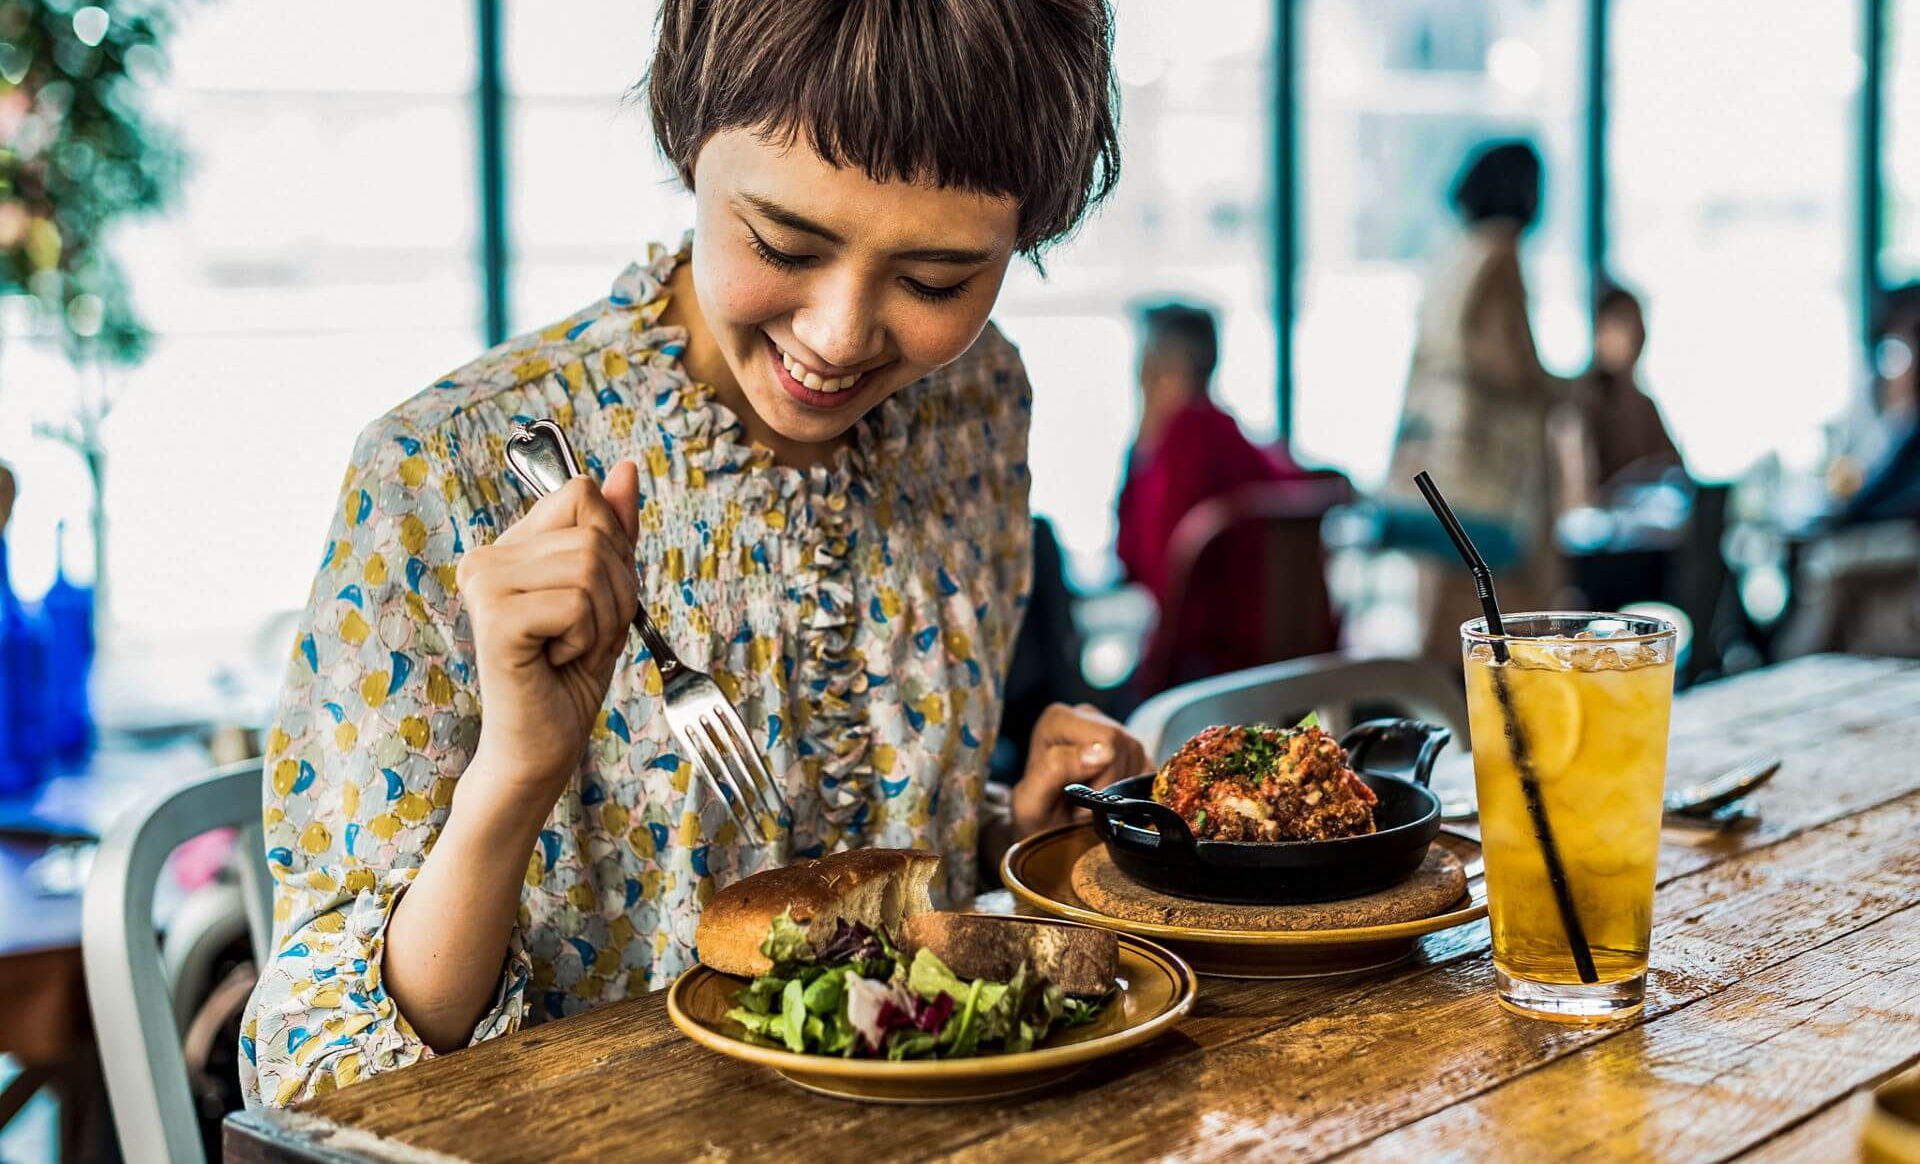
[646,0,1120,258]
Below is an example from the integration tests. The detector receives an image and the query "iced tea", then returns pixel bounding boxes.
[1463,613,1676,1022]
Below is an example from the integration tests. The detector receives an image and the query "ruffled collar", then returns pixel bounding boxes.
[608,237,917,842]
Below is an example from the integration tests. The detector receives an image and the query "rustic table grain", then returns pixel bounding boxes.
[225,655,1920,1163]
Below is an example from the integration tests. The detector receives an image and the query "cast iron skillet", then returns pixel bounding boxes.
[1063,719,1451,905]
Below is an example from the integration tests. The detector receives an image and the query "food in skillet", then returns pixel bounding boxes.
[1150,718,1378,842]
[695,849,1115,1059]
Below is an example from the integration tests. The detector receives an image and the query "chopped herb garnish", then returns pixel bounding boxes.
[1194,809,1208,829]
[1203,725,1289,785]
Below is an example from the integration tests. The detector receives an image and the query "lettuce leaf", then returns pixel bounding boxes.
[724,1006,783,1041]
[761,911,815,968]
[780,979,807,1052]
[801,967,848,1016]
[736,973,787,1016]
[885,1029,940,1060]
[1061,995,1108,1026]
[906,948,969,1004]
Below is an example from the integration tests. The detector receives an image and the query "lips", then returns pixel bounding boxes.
[764,334,873,411]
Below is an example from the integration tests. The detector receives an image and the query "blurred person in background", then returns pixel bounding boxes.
[1778,282,1920,657]
[1832,283,1920,525]
[1556,284,1685,509]
[1387,140,1566,668]
[1115,301,1312,609]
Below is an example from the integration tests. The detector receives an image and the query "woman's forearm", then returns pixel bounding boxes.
[383,755,547,1053]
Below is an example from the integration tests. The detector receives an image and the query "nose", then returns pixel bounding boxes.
[789,272,883,371]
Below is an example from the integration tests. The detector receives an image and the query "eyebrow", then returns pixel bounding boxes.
[737,191,999,267]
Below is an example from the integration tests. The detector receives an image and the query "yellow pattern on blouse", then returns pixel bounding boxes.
[240,241,1034,1106]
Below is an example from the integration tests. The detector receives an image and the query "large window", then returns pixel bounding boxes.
[3,1,481,652]
[996,0,1275,586]
[1609,0,1861,479]
[1293,0,1587,489]
[506,0,690,329]
[5,0,1913,660]
[1888,0,1920,286]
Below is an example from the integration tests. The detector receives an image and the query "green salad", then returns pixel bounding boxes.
[724,913,1107,1059]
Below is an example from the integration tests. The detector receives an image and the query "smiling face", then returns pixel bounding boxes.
[679,129,1020,459]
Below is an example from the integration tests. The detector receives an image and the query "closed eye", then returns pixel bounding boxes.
[746,226,813,271]
[901,276,971,303]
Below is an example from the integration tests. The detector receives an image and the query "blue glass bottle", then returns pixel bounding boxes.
[41,522,94,769]
[0,534,45,794]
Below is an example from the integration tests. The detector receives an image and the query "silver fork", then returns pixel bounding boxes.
[503,419,787,844]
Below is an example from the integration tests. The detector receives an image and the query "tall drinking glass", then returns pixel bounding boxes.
[1462,612,1676,1023]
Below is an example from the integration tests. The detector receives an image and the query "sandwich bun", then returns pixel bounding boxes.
[696,848,940,977]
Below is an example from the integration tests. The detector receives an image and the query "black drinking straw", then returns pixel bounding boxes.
[1413,471,1598,985]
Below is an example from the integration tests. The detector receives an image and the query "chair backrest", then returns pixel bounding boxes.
[1135,478,1349,699]
[83,760,268,1164]
[1126,653,1471,765]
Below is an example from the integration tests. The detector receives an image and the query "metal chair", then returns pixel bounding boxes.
[1132,478,1350,700]
[1125,653,1471,765]
[83,760,269,1164]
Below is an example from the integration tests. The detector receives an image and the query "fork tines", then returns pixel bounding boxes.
[672,710,787,845]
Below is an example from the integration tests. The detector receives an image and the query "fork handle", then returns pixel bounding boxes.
[631,611,685,679]
[504,419,689,677]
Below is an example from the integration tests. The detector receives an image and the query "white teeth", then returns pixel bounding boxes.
[777,343,858,393]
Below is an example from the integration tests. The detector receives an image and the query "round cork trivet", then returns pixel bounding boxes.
[1070,843,1467,931]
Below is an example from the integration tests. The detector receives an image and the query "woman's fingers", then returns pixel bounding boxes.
[599,461,642,546]
[497,472,638,555]
[1013,703,1153,837]
[479,589,598,669]
[472,531,633,655]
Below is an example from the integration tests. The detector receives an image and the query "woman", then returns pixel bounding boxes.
[1387,140,1564,666]
[244,0,1142,1106]
[1559,284,1683,508]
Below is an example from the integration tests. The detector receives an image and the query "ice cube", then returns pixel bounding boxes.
[1468,643,1496,664]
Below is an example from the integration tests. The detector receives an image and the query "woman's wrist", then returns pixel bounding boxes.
[451,746,566,847]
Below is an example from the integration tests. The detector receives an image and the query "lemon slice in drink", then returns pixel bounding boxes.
[1489,649,1583,778]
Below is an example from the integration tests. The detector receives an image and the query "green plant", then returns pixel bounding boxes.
[0,0,186,365]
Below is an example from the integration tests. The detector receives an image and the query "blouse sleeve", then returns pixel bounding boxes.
[241,414,530,1108]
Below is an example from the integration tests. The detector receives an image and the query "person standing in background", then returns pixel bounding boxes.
[1115,302,1310,609]
[1387,140,1566,667]
[1558,284,1685,509]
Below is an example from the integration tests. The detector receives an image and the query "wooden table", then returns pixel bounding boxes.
[226,655,1920,1162]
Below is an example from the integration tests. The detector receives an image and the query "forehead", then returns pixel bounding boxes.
[693,128,1018,253]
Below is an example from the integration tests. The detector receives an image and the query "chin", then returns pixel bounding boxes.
[749,381,871,445]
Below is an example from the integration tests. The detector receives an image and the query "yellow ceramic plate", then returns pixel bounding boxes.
[667,918,1195,1103]
[1865,1061,1920,1163]
[1002,823,1488,979]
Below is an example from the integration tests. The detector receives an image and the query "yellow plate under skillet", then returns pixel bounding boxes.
[667,916,1196,1104]
[1002,823,1488,979]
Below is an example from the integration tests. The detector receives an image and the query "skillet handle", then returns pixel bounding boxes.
[1063,784,1199,850]
[1341,718,1453,788]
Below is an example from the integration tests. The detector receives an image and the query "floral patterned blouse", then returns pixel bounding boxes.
[241,240,1034,1107]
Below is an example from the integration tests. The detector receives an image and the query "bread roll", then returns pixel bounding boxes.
[696,848,940,976]
[899,913,1118,996]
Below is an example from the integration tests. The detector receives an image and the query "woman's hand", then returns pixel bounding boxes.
[1011,702,1150,838]
[457,465,642,818]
